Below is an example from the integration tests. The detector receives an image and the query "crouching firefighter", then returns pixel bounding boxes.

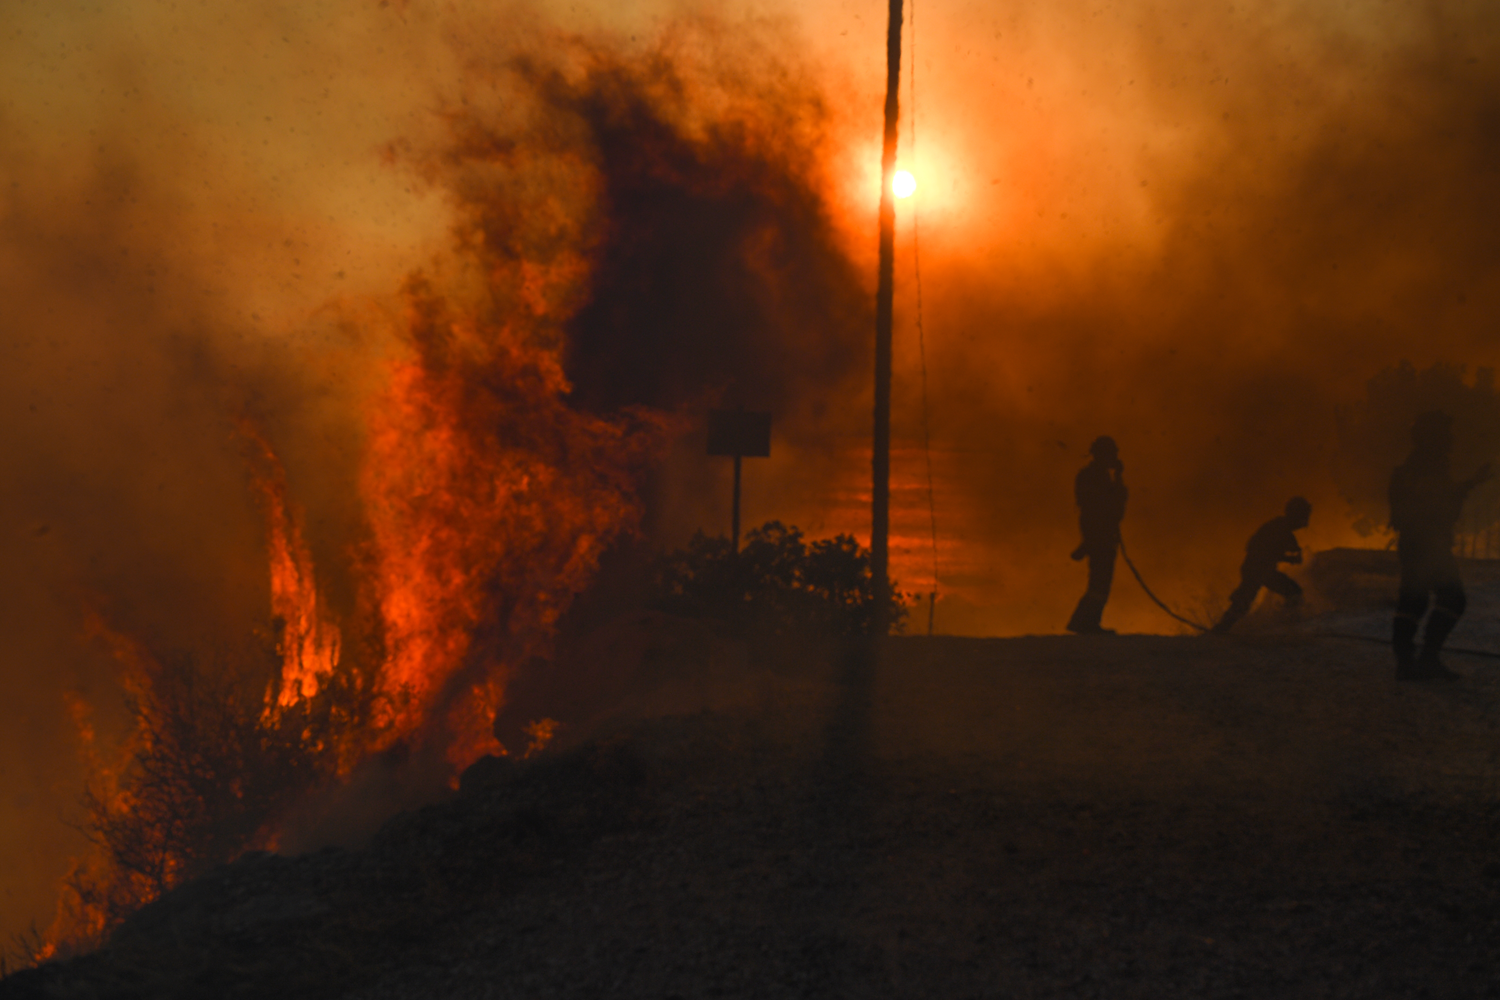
[1211,497,1311,633]
[1389,410,1492,681]
[1067,435,1127,635]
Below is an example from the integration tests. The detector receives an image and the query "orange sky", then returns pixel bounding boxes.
[4,0,1500,945]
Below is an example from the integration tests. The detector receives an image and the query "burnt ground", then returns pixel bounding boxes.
[5,594,1500,998]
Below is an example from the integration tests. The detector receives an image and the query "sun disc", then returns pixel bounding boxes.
[893,170,916,199]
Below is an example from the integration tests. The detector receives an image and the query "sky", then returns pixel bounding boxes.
[3,0,1500,948]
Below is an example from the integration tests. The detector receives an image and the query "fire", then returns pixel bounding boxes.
[522,718,561,757]
[359,278,673,766]
[39,286,672,958]
[242,425,342,711]
[36,25,815,961]
[45,616,179,956]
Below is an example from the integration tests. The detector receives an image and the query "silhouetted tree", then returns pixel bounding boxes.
[59,627,380,952]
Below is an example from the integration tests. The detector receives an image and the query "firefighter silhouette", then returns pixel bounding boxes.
[1210,497,1310,633]
[1066,436,1127,634]
[1389,411,1492,680]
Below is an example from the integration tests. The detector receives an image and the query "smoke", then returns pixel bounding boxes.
[537,37,869,419]
[863,0,1500,633]
[0,0,452,947]
[403,19,879,552]
[3,0,1500,951]
[0,0,859,948]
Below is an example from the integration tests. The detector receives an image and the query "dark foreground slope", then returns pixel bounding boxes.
[6,626,1500,1000]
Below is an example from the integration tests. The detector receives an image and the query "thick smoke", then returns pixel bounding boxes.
[539,42,870,420]
[868,0,1500,633]
[414,22,877,549]
[0,1,447,948]
[3,0,1500,951]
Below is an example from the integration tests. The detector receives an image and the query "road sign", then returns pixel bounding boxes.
[707,410,771,458]
[706,409,771,551]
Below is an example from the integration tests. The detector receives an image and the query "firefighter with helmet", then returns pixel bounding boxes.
[1066,435,1127,634]
[1210,496,1311,633]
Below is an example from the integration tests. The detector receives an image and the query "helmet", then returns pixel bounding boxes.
[1089,435,1118,460]
[1285,496,1311,520]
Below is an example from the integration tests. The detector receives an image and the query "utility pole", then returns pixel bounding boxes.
[872,0,903,636]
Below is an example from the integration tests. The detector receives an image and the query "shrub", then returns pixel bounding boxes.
[652,521,905,637]
[57,629,378,951]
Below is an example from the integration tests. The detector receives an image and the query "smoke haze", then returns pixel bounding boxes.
[3,0,1500,947]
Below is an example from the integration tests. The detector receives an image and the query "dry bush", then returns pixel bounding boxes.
[652,521,906,637]
[59,628,381,950]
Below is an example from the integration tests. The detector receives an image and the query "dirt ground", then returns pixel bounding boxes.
[6,597,1500,998]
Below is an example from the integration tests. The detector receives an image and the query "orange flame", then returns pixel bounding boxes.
[241,425,342,711]
[522,717,560,757]
[43,615,169,958]
[359,281,673,765]
[44,202,674,964]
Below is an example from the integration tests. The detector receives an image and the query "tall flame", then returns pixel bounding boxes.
[242,425,342,711]
[359,278,674,766]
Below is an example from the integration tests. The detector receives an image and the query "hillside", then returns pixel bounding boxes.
[5,578,1500,998]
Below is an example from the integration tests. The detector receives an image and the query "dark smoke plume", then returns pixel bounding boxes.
[422,24,872,423]
[541,53,869,419]
[4,11,867,951]
[411,22,878,549]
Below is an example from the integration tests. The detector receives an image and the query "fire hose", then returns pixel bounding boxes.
[1116,537,1211,632]
[1119,538,1500,660]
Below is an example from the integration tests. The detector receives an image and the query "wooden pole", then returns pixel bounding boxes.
[872,0,903,636]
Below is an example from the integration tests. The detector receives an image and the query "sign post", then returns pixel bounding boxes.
[707,409,772,552]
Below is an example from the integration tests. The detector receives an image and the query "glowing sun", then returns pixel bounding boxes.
[893,169,916,199]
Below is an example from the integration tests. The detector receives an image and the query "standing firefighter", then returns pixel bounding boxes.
[1067,436,1127,634]
[1389,410,1492,681]
[1210,497,1311,633]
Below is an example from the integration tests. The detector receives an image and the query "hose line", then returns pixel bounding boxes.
[1117,538,1211,632]
[1119,539,1500,659]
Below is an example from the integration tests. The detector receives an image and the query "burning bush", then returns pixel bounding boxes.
[49,625,380,955]
[34,20,857,959]
[652,521,905,637]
